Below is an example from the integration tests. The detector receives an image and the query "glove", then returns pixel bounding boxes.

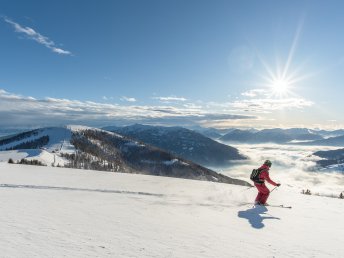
[276,183,281,187]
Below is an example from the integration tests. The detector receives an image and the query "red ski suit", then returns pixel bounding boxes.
[254,164,278,204]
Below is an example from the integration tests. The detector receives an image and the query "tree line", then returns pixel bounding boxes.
[0,129,40,147]
[8,158,46,166]
[5,136,49,150]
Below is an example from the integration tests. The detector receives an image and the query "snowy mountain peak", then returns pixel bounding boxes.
[66,124,94,132]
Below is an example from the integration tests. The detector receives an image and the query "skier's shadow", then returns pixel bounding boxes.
[238,205,280,229]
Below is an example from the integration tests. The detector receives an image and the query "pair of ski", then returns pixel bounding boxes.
[255,203,292,209]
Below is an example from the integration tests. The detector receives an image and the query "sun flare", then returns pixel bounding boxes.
[271,78,290,95]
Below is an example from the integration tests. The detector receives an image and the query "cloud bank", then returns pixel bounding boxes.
[236,89,313,113]
[218,143,344,197]
[0,89,254,127]
[0,86,317,128]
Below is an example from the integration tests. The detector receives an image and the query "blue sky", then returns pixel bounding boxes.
[1,0,344,129]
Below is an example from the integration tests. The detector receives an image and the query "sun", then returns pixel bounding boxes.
[255,22,314,100]
[271,78,290,95]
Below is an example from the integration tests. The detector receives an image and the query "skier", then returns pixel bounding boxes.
[253,160,281,206]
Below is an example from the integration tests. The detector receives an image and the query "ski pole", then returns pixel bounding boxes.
[270,186,278,194]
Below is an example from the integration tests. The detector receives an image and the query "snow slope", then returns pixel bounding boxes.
[0,126,124,165]
[0,127,75,153]
[0,163,343,257]
[0,149,68,166]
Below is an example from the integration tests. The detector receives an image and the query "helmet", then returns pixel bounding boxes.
[264,160,272,167]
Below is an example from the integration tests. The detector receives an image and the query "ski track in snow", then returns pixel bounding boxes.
[0,183,166,197]
[0,163,343,257]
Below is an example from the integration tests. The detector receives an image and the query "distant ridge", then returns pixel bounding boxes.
[220,128,324,144]
[104,124,247,167]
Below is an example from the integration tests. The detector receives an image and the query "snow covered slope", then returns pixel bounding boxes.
[0,149,68,166]
[0,126,76,166]
[0,127,74,153]
[1,163,343,257]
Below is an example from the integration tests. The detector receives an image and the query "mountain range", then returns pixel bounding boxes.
[219,128,324,144]
[296,135,344,146]
[0,126,249,186]
[103,124,246,166]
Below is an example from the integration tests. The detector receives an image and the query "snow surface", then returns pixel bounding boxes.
[0,163,343,257]
[0,149,68,166]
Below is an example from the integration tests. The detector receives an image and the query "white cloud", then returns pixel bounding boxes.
[3,17,72,55]
[102,96,114,101]
[153,96,187,103]
[52,48,72,55]
[241,89,267,98]
[231,97,313,112]
[234,88,313,113]
[120,96,137,102]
